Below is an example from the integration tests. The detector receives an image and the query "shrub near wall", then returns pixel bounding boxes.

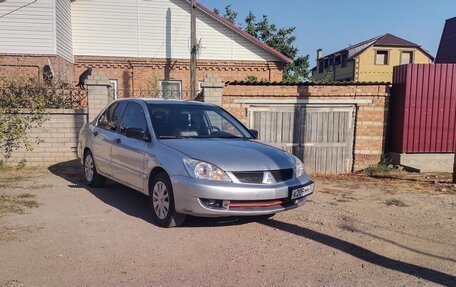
[0,69,87,167]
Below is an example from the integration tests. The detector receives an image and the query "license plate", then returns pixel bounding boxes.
[290,182,314,200]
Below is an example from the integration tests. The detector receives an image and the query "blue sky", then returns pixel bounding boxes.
[198,0,456,65]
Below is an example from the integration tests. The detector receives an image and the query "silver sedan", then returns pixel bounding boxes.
[77,99,314,227]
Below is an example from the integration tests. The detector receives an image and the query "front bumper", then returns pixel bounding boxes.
[171,174,313,217]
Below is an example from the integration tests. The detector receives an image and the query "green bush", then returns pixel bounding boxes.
[366,155,393,177]
[0,73,48,160]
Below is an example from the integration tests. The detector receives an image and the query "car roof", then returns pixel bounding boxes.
[115,98,216,107]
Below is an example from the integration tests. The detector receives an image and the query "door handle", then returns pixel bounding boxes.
[92,131,98,136]
[114,138,121,144]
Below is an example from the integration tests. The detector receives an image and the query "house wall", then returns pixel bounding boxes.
[56,0,74,62]
[222,84,390,171]
[1,0,286,94]
[356,46,432,82]
[0,0,55,55]
[0,0,74,62]
[74,56,284,98]
[0,54,74,81]
[71,0,280,62]
[313,61,355,81]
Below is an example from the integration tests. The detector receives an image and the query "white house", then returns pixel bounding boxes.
[0,0,290,98]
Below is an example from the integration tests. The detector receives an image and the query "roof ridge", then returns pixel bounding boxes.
[320,33,427,60]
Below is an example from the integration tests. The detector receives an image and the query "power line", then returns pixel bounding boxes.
[0,0,38,19]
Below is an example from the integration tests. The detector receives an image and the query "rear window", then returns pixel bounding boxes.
[98,102,127,131]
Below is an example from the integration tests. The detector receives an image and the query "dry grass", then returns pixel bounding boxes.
[0,193,39,216]
[384,198,408,207]
[314,172,456,195]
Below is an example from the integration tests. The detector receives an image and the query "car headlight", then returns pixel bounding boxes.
[291,154,305,177]
[183,159,231,182]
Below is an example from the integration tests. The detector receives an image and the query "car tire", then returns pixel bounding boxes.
[83,150,106,187]
[149,172,186,228]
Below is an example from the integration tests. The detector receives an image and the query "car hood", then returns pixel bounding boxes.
[160,139,295,172]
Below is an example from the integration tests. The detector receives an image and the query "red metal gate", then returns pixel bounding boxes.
[390,64,456,153]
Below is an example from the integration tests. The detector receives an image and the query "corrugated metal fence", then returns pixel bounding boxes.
[390,64,456,153]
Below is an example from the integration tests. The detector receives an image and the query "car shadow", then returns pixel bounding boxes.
[259,219,456,286]
[49,161,156,224]
[48,161,259,228]
[339,224,456,264]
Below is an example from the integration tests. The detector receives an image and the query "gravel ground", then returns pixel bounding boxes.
[0,168,455,287]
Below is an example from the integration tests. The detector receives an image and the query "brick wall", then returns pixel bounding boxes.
[0,54,74,81]
[75,56,285,98]
[1,54,285,99]
[2,109,87,167]
[222,84,390,171]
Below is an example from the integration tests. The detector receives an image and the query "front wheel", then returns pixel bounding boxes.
[83,150,106,187]
[149,172,186,228]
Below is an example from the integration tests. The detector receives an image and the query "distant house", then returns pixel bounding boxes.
[0,0,291,99]
[435,17,456,63]
[312,34,433,83]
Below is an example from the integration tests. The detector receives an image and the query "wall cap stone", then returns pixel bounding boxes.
[233,98,373,105]
[85,71,111,87]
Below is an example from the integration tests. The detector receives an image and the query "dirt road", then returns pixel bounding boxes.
[0,168,455,286]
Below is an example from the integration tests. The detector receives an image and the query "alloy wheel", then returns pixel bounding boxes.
[84,154,94,182]
[152,181,170,219]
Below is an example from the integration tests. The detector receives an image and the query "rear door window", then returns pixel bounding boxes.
[98,102,127,131]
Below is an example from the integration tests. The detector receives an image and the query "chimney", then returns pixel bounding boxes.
[317,49,323,60]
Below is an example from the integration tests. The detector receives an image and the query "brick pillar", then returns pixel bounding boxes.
[201,74,224,107]
[85,71,111,122]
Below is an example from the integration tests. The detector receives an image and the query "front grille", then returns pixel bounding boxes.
[271,168,293,182]
[232,168,294,184]
[232,172,264,184]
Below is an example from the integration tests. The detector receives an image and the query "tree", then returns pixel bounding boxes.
[245,11,257,38]
[214,5,238,25]
[214,6,311,82]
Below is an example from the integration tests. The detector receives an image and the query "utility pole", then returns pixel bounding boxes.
[190,0,197,99]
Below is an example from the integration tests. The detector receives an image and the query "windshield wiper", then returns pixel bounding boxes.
[206,135,243,139]
[158,135,184,139]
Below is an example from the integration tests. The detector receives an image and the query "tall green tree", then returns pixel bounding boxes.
[214,5,238,25]
[214,6,310,82]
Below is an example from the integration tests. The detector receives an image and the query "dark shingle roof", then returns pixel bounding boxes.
[319,33,433,61]
[375,33,420,47]
[436,17,456,63]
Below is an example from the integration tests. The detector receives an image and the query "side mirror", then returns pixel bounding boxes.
[126,127,150,142]
[249,129,259,138]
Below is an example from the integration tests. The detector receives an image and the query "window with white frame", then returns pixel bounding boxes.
[160,80,182,99]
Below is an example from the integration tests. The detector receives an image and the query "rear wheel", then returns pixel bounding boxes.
[149,172,186,228]
[83,150,106,187]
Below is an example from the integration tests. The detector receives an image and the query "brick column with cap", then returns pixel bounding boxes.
[200,74,224,107]
[85,71,111,122]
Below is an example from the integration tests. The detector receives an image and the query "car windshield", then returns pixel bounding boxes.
[147,103,254,139]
